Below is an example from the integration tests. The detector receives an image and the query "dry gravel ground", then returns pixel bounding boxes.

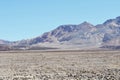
[0,50,120,80]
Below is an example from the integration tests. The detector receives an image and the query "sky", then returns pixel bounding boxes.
[0,0,120,41]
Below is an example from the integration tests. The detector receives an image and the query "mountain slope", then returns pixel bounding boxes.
[14,22,102,49]
[1,16,120,50]
[97,16,120,49]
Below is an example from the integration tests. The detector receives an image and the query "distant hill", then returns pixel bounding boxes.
[1,16,120,50]
[0,40,11,51]
[0,39,10,45]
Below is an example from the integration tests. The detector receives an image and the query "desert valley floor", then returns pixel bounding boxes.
[0,50,120,80]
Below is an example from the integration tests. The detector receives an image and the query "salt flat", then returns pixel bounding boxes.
[0,50,120,80]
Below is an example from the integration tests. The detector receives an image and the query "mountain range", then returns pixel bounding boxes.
[1,16,120,50]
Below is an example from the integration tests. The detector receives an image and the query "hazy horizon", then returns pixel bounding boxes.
[0,0,120,41]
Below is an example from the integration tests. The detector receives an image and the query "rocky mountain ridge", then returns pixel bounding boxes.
[1,16,120,50]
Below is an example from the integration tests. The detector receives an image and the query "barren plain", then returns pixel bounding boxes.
[0,50,120,80]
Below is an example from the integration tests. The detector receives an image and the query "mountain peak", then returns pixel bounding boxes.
[81,21,92,25]
[78,21,95,30]
[79,21,94,27]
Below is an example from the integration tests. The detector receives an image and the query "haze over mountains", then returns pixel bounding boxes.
[0,16,120,50]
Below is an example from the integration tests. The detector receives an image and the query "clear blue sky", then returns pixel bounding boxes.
[0,0,120,41]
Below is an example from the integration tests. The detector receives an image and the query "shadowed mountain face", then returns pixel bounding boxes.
[1,16,120,50]
[96,16,120,48]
